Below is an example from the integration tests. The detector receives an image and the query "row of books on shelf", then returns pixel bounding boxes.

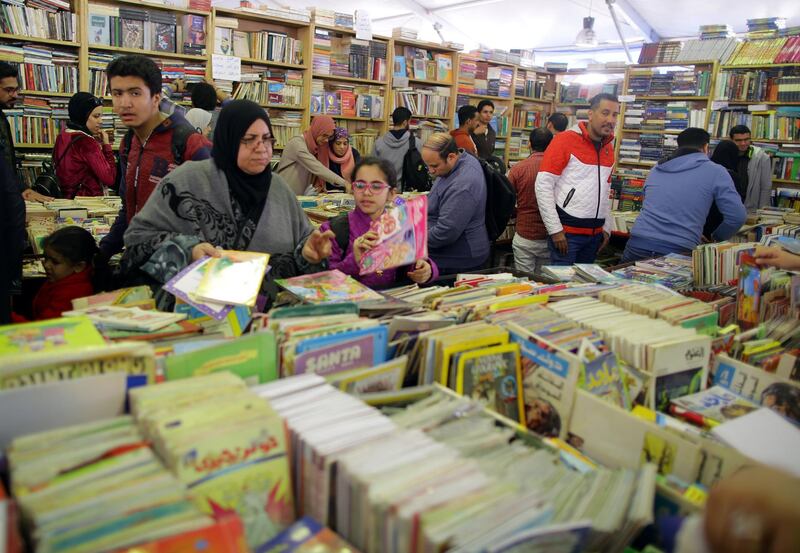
[708,107,800,142]
[4,96,68,145]
[310,81,385,119]
[265,112,302,149]
[309,7,353,28]
[214,25,302,66]
[610,168,648,211]
[231,68,304,107]
[392,46,454,83]
[559,81,620,104]
[2,44,78,94]
[312,30,388,81]
[627,69,712,97]
[0,1,75,41]
[88,5,206,55]
[624,101,707,131]
[514,69,554,100]
[392,86,450,118]
[508,131,531,159]
[457,59,514,97]
[715,70,800,103]
[775,187,800,208]
[637,36,798,65]
[619,134,677,164]
[510,107,544,129]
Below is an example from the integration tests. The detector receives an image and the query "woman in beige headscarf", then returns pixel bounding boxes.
[275,115,350,195]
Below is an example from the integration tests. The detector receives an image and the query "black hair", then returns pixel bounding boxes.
[353,155,397,188]
[0,61,18,81]
[677,127,710,150]
[476,99,495,112]
[106,55,162,96]
[391,107,412,126]
[762,383,800,422]
[729,124,751,138]
[529,127,553,152]
[191,82,217,111]
[589,92,620,110]
[547,112,568,132]
[43,226,98,266]
[710,140,740,172]
[457,104,479,126]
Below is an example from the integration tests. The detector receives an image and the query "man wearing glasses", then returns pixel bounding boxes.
[0,61,53,203]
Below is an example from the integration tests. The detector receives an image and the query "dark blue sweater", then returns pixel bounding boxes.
[427,152,490,272]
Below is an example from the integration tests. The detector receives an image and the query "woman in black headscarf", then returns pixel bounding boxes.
[121,100,334,308]
[53,92,116,198]
[704,140,748,239]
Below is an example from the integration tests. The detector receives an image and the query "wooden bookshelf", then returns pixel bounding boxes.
[723,101,800,106]
[712,137,800,145]
[313,74,386,86]
[113,0,209,16]
[214,7,310,29]
[260,103,304,110]
[774,179,800,185]
[90,44,206,61]
[553,66,623,132]
[459,92,513,101]
[0,34,80,48]
[721,63,799,70]
[410,114,451,120]
[15,143,57,149]
[408,77,453,86]
[239,58,306,70]
[514,96,552,105]
[633,95,710,101]
[329,115,384,122]
[621,128,682,134]
[20,91,74,98]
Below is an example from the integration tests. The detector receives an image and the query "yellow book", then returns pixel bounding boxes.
[454,343,525,424]
[438,326,509,386]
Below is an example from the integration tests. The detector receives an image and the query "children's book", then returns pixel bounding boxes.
[328,356,407,394]
[0,316,105,357]
[293,326,388,376]
[736,253,763,329]
[194,251,270,307]
[579,351,629,409]
[670,385,758,424]
[164,331,278,385]
[71,286,153,310]
[256,516,359,553]
[63,306,186,332]
[455,343,525,424]
[165,257,234,320]
[276,270,384,304]
[358,195,428,275]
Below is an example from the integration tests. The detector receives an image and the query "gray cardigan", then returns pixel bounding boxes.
[275,135,348,195]
[744,146,772,212]
[122,158,314,285]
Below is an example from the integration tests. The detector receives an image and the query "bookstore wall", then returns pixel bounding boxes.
[3,3,800,553]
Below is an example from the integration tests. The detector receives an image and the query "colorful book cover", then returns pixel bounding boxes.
[195,251,270,308]
[323,92,340,115]
[164,331,278,385]
[310,94,323,114]
[328,356,407,394]
[670,385,758,424]
[393,55,407,77]
[293,326,388,376]
[62,306,186,332]
[256,516,358,553]
[456,343,525,424]
[116,515,248,552]
[72,286,153,310]
[579,351,629,409]
[185,430,294,550]
[275,270,384,304]
[435,53,452,82]
[358,195,428,275]
[412,58,426,80]
[155,23,176,53]
[165,257,234,321]
[736,254,762,329]
[0,316,105,356]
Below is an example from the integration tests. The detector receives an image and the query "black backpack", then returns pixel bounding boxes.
[479,157,516,242]
[401,134,432,192]
[32,137,80,198]
[329,213,350,252]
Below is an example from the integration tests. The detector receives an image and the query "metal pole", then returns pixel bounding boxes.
[606,0,633,63]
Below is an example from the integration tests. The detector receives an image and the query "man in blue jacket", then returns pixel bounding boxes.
[622,128,746,262]
[422,132,490,274]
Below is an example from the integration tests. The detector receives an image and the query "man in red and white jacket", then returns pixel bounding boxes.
[534,93,619,265]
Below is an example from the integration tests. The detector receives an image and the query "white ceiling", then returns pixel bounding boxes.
[231,0,800,53]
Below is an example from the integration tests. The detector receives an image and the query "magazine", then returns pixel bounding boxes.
[359,195,428,275]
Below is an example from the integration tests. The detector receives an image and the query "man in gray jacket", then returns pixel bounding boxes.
[730,125,772,211]
[372,107,420,190]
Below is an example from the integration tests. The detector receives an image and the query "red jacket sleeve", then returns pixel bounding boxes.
[80,140,117,187]
[185,133,212,161]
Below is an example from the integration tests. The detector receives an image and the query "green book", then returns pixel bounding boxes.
[164,331,278,385]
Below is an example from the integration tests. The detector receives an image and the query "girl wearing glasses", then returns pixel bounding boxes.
[53,92,117,198]
[121,100,335,309]
[319,156,438,289]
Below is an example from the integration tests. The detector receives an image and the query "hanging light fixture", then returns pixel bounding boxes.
[575,0,598,48]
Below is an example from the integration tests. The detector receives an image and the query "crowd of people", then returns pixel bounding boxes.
[0,53,780,326]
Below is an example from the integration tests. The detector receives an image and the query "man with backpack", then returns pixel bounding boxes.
[371,107,428,192]
[421,132,490,275]
[99,55,211,259]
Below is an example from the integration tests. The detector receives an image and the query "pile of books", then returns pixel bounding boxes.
[312,28,331,74]
[675,37,739,63]
[610,168,647,211]
[310,80,385,119]
[699,24,735,39]
[599,283,715,328]
[637,41,682,64]
[612,254,694,289]
[267,377,655,552]
[266,111,302,149]
[393,86,451,117]
[747,17,785,39]
[392,26,418,40]
[692,241,757,286]
[7,416,227,552]
[516,69,554,100]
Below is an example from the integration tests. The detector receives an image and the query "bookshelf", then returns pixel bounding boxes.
[554,67,624,130]
[615,61,717,170]
[389,38,458,146]
[507,67,556,164]
[456,55,517,163]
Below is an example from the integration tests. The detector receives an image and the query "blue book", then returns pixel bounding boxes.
[293,326,388,377]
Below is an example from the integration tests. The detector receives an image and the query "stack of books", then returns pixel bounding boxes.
[0,0,76,40]
[746,17,786,39]
[392,26,418,40]
[12,45,78,94]
[310,7,334,26]
[692,242,757,286]
[699,24,735,39]
[312,28,332,75]
[268,111,302,148]
[232,69,304,107]
[4,96,69,145]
